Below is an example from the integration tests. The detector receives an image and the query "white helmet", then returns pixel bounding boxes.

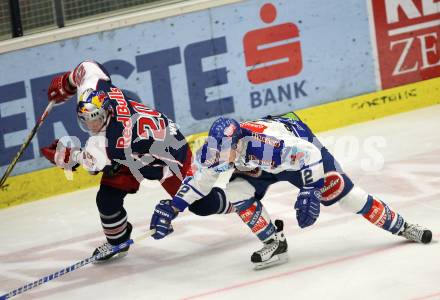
[77,89,111,133]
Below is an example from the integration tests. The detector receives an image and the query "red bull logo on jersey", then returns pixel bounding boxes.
[108,88,132,149]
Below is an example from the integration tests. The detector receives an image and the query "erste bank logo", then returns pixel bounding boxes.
[243,3,303,84]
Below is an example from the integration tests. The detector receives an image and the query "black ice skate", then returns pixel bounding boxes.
[251,219,288,270]
[399,222,432,244]
[92,223,132,264]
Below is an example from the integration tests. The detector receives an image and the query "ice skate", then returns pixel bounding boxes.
[92,223,132,264]
[251,219,288,270]
[399,222,432,244]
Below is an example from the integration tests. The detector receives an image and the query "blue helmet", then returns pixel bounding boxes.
[208,117,242,151]
[197,117,242,172]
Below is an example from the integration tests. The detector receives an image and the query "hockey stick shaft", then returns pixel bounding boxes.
[0,101,56,188]
[0,231,153,300]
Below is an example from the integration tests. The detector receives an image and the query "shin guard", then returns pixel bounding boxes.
[360,195,405,234]
[235,199,276,242]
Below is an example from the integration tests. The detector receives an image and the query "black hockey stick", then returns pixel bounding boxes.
[0,101,55,190]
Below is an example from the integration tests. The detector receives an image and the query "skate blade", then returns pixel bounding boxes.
[92,251,128,265]
[253,252,288,270]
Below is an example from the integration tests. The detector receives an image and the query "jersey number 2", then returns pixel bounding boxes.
[303,169,314,185]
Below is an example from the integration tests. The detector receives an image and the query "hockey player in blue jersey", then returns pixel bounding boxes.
[40,60,194,262]
[149,113,432,269]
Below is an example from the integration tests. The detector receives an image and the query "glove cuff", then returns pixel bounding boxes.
[304,177,325,190]
[171,196,189,212]
[62,72,76,96]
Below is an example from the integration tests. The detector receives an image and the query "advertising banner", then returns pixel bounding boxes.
[369,0,440,89]
[0,0,375,175]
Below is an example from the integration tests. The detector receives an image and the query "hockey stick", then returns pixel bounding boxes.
[0,230,154,300]
[0,101,56,190]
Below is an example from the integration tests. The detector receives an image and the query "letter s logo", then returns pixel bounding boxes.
[243,3,303,84]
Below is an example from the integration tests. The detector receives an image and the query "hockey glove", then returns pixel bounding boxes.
[48,72,76,104]
[40,139,79,171]
[150,200,178,239]
[294,187,321,228]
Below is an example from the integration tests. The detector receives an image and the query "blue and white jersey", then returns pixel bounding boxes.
[171,115,325,211]
[236,117,323,174]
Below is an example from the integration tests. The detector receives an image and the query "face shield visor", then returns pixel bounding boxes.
[77,89,111,134]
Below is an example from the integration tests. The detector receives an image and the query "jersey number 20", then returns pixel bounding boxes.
[130,101,166,141]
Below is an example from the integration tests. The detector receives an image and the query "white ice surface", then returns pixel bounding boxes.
[1,106,440,300]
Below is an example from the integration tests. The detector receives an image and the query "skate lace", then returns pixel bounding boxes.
[259,240,279,257]
[401,224,424,242]
[96,242,113,255]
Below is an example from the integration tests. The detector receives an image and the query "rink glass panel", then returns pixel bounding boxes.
[0,1,12,39]
[0,0,182,41]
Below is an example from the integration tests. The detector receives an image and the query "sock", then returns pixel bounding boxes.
[235,198,276,242]
[358,195,405,234]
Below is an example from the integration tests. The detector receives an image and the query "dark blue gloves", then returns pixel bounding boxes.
[150,200,178,239]
[294,187,321,228]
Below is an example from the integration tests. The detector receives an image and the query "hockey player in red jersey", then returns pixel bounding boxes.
[149,113,433,269]
[40,60,193,262]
